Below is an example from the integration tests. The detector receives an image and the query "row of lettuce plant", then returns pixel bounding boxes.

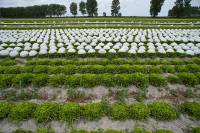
[1,58,200,67]
[12,127,200,133]
[0,101,199,123]
[25,58,200,66]
[0,64,200,75]
[11,128,199,133]
[1,52,199,59]
[0,73,200,89]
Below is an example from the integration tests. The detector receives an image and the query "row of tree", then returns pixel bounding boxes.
[0,4,66,18]
[70,0,98,17]
[168,0,200,17]
[0,0,120,18]
[72,0,199,17]
[150,0,200,17]
[70,0,120,17]
[0,0,199,18]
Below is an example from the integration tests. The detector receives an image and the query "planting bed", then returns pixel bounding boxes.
[0,18,200,133]
[1,29,200,57]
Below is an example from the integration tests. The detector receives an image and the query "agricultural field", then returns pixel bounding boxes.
[0,18,200,133]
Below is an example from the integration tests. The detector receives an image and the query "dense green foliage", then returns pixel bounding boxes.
[83,103,104,120]
[86,0,98,16]
[1,64,200,75]
[111,0,120,16]
[71,130,88,133]
[167,75,179,84]
[195,72,200,84]
[133,128,151,133]
[0,101,198,123]
[32,74,48,87]
[104,129,121,133]
[70,2,78,16]
[34,102,60,123]
[150,0,165,17]
[60,103,82,123]
[13,73,33,87]
[179,102,200,119]
[177,73,198,86]
[128,103,150,120]
[148,101,178,120]
[14,129,33,133]
[0,74,15,89]
[0,4,66,18]
[190,127,200,133]
[0,102,12,119]
[0,73,199,89]
[79,1,87,16]
[36,129,55,133]
[25,58,200,66]
[9,102,37,121]
[149,74,167,87]
[9,128,177,133]
[0,73,149,88]
[0,58,200,89]
[48,74,66,87]
[154,129,174,133]
[110,103,128,120]
[168,0,199,17]
[0,59,16,66]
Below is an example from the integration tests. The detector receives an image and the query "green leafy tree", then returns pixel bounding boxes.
[0,4,66,18]
[86,0,98,17]
[172,0,184,17]
[189,7,200,17]
[103,12,107,17]
[111,0,120,16]
[168,0,192,17]
[183,0,192,16]
[150,0,165,17]
[79,1,87,16]
[70,2,78,17]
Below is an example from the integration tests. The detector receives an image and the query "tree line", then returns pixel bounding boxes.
[168,0,200,17]
[69,0,199,17]
[0,4,66,18]
[0,0,120,18]
[150,0,200,17]
[0,0,199,18]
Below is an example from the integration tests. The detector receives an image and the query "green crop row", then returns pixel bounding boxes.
[69,128,200,133]
[0,101,200,123]
[1,25,199,30]
[2,52,198,59]
[6,129,173,133]
[1,57,200,67]
[35,53,200,59]
[9,127,200,133]
[0,59,16,66]
[1,64,200,75]
[0,73,200,89]
[167,73,200,86]
[0,24,200,30]
[10,129,174,133]
[2,17,199,23]
[1,101,199,123]
[0,73,149,89]
[26,58,200,66]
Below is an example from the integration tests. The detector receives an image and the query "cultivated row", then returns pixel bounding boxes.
[0,101,199,123]
[0,64,200,74]
[1,29,200,57]
[0,73,199,89]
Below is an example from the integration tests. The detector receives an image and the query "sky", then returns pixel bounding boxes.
[0,0,199,16]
